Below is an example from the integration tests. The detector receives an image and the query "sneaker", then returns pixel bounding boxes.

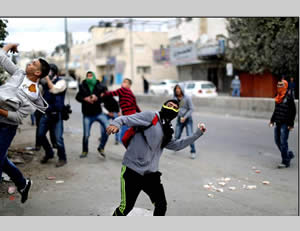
[97,148,106,158]
[80,152,88,158]
[40,156,53,164]
[190,153,196,159]
[19,179,32,203]
[56,160,67,168]
[278,163,290,168]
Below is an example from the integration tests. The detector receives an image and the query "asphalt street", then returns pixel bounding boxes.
[0,93,298,216]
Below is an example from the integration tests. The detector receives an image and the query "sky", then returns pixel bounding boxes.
[1,18,173,54]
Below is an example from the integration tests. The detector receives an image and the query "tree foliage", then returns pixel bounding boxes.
[226,18,299,78]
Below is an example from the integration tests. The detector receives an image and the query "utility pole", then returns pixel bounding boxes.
[129,18,134,82]
[64,18,69,77]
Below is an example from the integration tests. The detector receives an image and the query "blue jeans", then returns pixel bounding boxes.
[105,113,121,142]
[232,88,240,97]
[38,112,66,161]
[0,123,26,190]
[83,113,109,153]
[120,125,130,144]
[274,123,293,165]
[175,117,196,153]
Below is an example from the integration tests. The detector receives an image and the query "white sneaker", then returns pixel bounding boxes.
[190,153,196,159]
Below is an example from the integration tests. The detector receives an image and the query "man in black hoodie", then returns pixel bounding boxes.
[269,79,296,168]
[75,71,108,158]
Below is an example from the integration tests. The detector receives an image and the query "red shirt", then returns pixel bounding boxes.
[104,87,141,115]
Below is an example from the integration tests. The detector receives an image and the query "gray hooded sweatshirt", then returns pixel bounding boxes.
[0,49,48,125]
[110,111,203,175]
[173,84,194,119]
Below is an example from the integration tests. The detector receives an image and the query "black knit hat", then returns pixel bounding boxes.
[38,58,50,78]
[163,99,180,108]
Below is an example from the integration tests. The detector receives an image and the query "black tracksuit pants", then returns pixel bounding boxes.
[113,166,167,216]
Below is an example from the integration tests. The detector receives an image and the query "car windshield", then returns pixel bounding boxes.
[201,83,215,89]
[187,83,195,89]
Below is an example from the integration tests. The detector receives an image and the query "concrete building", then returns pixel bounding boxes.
[66,23,178,93]
[168,18,231,94]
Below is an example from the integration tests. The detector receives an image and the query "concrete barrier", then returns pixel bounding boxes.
[135,94,299,120]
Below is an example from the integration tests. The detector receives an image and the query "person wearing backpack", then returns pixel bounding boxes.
[38,64,68,167]
[173,84,196,159]
[106,99,207,216]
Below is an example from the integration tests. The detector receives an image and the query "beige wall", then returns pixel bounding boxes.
[168,18,227,44]
[89,27,178,93]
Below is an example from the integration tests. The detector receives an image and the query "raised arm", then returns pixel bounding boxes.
[165,123,206,151]
[107,111,154,135]
[0,43,20,75]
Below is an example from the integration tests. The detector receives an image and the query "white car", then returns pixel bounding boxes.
[183,81,218,97]
[149,80,179,95]
[63,76,78,90]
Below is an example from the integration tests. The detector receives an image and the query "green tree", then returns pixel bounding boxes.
[0,19,9,85]
[226,17,299,78]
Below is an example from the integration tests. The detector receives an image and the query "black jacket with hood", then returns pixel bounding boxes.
[75,80,106,116]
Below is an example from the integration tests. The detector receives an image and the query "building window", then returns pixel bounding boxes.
[135,44,145,52]
[137,66,151,74]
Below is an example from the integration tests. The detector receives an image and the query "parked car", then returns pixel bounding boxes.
[183,81,218,97]
[149,79,179,95]
[63,76,78,90]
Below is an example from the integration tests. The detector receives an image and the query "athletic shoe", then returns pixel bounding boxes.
[97,148,106,158]
[40,156,53,164]
[190,153,196,159]
[19,179,32,203]
[80,152,88,158]
[278,163,290,168]
[56,160,67,168]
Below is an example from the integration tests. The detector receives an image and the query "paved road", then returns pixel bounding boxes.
[0,93,298,216]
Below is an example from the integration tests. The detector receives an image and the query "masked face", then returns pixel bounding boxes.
[160,102,180,122]
[19,77,39,101]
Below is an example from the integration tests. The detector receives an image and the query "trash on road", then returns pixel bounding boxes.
[224,177,231,182]
[246,185,257,190]
[55,180,64,184]
[8,186,16,194]
[23,151,35,156]
[2,173,11,182]
[255,170,261,174]
[262,181,270,185]
[218,182,226,186]
[11,157,25,164]
[228,186,236,191]
[216,188,224,193]
[47,176,56,180]
[208,194,214,198]
[203,185,211,189]
[25,146,35,151]
[9,196,15,201]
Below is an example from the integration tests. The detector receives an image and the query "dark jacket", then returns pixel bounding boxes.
[75,80,106,116]
[103,95,120,113]
[43,77,66,113]
[271,92,296,127]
